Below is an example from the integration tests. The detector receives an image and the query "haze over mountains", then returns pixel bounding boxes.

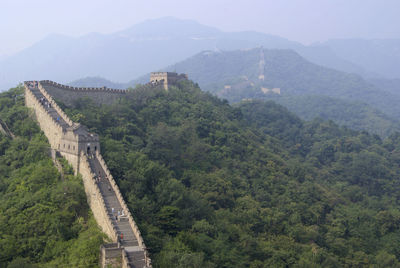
[1,17,400,91]
[135,48,399,137]
[314,39,400,79]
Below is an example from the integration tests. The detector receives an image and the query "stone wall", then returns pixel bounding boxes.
[37,82,74,126]
[100,244,123,268]
[38,78,177,106]
[25,84,63,149]
[122,252,130,268]
[30,81,101,170]
[79,152,119,240]
[40,80,127,106]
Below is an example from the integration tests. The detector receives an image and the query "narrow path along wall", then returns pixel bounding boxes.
[24,81,151,268]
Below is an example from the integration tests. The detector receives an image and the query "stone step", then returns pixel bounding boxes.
[105,204,123,211]
[105,201,121,206]
[127,252,145,259]
[104,200,122,206]
[120,237,137,243]
[126,253,146,268]
[123,241,139,247]
[116,228,135,234]
[124,247,146,267]
[118,237,137,243]
[104,201,122,207]
[103,197,121,202]
[117,229,136,235]
[116,226,134,233]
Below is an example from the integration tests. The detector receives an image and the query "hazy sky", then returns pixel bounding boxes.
[1,0,399,56]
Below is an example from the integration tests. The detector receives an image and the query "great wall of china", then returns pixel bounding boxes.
[23,73,187,268]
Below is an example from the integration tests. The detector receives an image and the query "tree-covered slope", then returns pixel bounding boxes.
[0,87,105,268]
[266,95,400,137]
[368,78,400,96]
[63,81,400,267]
[134,48,400,136]
[151,49,371,97]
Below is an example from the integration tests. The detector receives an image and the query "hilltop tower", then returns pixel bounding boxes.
[150,72,188,90]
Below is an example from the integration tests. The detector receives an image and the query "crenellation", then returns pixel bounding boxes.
[37,82,74,126]
[38,80,131,106]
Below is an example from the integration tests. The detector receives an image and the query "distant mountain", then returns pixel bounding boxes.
[142,48,400,136]
[68,76,125,89]
[368,78,400,96]
[0,17,371,91]
[151,49,392,102]
[315,39,400,79]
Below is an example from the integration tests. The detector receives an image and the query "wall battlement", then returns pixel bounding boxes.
[36,80,127,107]
[24,80,151,268]
[40,80,127,94]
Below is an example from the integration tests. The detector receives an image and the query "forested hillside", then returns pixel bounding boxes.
[148,48,400,137]
[0,86,105,267]
[267,95,400,137]
[368,78,400,96]
[59,80,400,267]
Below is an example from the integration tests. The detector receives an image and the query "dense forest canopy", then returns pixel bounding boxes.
[54,80,400,267]
[0,86,105,268]
[266,94,400,137]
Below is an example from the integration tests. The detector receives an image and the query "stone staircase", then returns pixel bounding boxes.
[89,156,147,267]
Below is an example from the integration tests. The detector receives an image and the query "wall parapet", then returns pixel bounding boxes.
[24,83,63,139]
[40,80,127,94]
[37,82,74,127]
[100,244,123,268]
[122,250,132,268]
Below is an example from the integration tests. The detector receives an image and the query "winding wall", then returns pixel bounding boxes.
[24,80,151,268]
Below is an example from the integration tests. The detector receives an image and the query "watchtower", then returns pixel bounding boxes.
[150,72,188,90]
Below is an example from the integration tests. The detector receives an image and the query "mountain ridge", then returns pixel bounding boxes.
[129,48,400,136]
[1,17,383,91]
